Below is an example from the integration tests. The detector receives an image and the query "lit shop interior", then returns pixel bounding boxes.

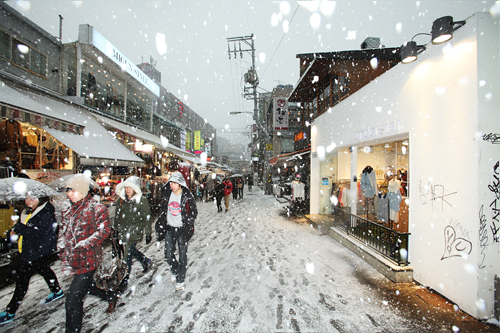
[319,139,409,232]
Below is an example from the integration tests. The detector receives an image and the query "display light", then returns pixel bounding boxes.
[400,15,466,64]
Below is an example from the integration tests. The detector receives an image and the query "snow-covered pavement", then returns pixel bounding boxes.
[0,188,497,332]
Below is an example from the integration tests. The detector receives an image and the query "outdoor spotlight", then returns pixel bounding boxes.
[431,16,466,44]
[400,41,418,64]
[432,16,454,44]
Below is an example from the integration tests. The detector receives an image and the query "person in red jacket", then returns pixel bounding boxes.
[58,174,116,332]
[222,178,233,212]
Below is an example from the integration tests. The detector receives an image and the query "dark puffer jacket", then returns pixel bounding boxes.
[157,172,198,241]
[14,201,57,263]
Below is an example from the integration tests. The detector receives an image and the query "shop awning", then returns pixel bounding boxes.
[0,81,84,134]
[0,81,144,165]
[93,115,200,162]
[270,148,311,164]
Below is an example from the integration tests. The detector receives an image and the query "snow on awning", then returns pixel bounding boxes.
[43,124,144,165]
[0,81,84,133]
[93,115,199,162]
[0,81,143,165]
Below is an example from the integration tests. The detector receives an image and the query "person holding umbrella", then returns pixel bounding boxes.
[0,194,63,325]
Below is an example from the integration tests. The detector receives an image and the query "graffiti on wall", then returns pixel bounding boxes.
[478,161,500,269]
[483,133,500,144]
[419,180,457,211]
[441,223,472,260]
[488,161,500,243]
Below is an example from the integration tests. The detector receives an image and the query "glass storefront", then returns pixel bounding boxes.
[19,123,74,171]
[320,139,409,232]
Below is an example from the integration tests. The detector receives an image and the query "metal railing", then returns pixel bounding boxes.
[334,207,410,266]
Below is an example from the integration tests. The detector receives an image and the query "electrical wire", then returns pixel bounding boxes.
[261,4,300,81]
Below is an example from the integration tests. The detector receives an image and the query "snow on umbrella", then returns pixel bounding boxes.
[230,174,243,178]
[0,177,58,201]
[199,170,212,175]
[48,174,100,192]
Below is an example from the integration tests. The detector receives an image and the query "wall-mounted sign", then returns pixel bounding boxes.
[86,25,160,97]
[205,142,211,155]
[273,97,289,130]
[322,177,329,185]
[355,120,400,142]
[266,144,273,151]
[295,131,305,141]
[194,130,201,151]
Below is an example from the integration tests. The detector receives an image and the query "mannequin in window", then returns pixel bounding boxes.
[387,169,402,228]
[360,165,377,219]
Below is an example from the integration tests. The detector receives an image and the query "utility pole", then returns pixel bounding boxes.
[227,34,269,180]
[226,34,259,122]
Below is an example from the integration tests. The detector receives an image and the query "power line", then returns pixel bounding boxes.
[261,5,300,81]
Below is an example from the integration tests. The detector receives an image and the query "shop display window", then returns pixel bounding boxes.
[320,139,409,232]
[19,123,73,171]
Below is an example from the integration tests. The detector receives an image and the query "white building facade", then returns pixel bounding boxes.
[310,12,499,320]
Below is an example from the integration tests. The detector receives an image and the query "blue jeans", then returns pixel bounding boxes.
[125,242,148,273]
[164,227,188,283]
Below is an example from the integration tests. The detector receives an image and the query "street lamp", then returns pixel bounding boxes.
[228,111,253,115]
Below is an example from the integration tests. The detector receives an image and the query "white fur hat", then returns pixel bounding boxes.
[115,176,142,200]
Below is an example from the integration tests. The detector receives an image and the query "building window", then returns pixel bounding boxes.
[0,31,48,78]
[12,39,30,70]
[30,48,47,77]
[0,30,10,59]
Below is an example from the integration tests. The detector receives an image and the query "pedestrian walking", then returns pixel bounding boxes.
[214,177,224,212]
[206,174,215,201]
[58,174,119,332]
[232,178,238,200]
[247,174,254,192]
[237,177,244,200]
[160,171,198,291]
[0,195,63,325]
[114,176,152,281]
[222,178,233,212]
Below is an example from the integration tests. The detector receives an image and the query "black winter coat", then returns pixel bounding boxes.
[14,202,58,263]
[158,185,198,241]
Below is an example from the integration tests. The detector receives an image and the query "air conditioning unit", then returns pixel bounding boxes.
[360,37,384,49]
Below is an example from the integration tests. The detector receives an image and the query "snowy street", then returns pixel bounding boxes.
[0,188,497,332]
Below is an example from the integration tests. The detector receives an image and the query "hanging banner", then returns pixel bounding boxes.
[194,130,201,151]
[185,130,191,151]
[273,97,289,130]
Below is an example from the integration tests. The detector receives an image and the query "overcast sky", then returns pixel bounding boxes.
[7,1,498,144]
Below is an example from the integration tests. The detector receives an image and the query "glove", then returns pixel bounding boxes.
[145,235,152,244]
[183,226,194,242]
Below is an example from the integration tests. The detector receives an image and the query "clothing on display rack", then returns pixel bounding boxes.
[387,178,402,222]
[377,192,389,223]
[291,180,305,200]
[360,166,377,198]
[331,181,350,208]
[0,119,23,151]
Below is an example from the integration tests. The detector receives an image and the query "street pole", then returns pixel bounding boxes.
[227,34,269,182]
